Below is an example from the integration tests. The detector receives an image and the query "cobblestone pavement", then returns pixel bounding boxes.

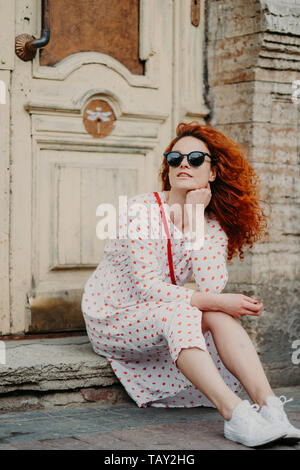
[0,386,299,451]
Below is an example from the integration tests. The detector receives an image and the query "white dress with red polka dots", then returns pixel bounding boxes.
[81,191,242,408]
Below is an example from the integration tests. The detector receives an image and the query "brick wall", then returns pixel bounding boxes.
[205,0,300,386]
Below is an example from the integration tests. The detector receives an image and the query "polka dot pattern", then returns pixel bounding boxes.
[81,191,242,408]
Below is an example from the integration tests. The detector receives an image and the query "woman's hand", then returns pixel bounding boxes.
[218,293,263,319]
[185,182,212,210]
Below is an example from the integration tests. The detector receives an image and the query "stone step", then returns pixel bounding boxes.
[2,335,300,415]
[0,335,131,413]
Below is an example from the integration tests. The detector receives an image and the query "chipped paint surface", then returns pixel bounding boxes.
[1,0,208,336]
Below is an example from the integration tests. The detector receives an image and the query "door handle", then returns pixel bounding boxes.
[191,0,200,27]
[15,0,50,62]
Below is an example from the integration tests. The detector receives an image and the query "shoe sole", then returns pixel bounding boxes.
[282,436,300,445]
[252,435,288,448]
[224,431,287,448]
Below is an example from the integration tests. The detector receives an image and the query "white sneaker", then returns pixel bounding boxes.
[224,400,286,447]
[260,395,300,443]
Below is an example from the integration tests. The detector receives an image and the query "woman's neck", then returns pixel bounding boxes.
[164,189,186,210]
[163,189,188,229]
[163,188,208,235]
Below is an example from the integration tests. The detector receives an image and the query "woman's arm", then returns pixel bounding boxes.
[188,220,229,295]
[184,186,263,318]
[190,291,222,311]
[191,290,263,318]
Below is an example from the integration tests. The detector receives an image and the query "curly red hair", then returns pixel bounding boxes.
[158,121,271,262]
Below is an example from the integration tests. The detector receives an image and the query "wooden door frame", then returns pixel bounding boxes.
[6,0,209,336]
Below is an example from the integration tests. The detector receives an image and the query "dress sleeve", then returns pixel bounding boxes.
[124,198,195,304]
[186,220,229,295]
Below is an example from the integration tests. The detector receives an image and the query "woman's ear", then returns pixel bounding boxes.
[209,167,217,182]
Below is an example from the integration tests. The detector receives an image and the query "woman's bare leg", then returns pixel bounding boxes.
[176,347,242,420]
[202,311,275,407]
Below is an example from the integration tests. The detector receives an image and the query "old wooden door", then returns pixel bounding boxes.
[5,0,208,335]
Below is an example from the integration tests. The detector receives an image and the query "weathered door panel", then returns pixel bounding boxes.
[6,0,208,334]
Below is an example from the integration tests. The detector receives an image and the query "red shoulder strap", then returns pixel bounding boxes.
[153,192,177,285]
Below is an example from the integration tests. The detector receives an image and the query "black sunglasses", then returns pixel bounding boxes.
[164,151,214,168]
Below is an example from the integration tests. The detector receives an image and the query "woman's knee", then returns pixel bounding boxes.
[201,310,238,334]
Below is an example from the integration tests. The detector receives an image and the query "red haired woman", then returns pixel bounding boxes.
[82,122,299,447]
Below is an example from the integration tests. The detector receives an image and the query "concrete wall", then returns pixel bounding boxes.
[206,0,300,386]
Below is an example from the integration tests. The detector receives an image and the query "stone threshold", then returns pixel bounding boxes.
[1,335,300,415]
[0,335,132,413]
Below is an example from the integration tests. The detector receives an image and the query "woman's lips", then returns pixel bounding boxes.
[177,173,192,177]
